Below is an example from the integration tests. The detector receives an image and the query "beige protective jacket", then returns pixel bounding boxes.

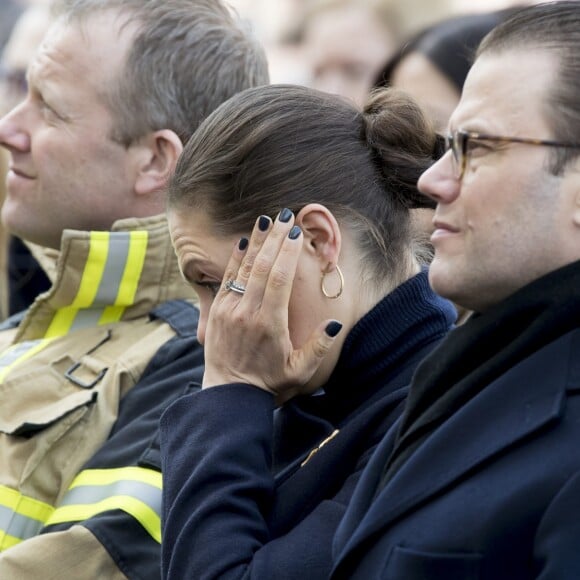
[0,214,199,578]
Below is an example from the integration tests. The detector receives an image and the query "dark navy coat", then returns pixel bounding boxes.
[332,328,580,579]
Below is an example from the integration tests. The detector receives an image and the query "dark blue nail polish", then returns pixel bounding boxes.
[288,226,301,240]
[258,215,270,231]
[279,208,293,223]
[238,237,249,251]
[325,321,343,338]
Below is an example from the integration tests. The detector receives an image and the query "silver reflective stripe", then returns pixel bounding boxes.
[46,470,163,543]
[70,233,131,332]
[0,339,43,370]
[70,308,105,330]
[0,503,46,543]
[58,479,162,517]
[96,233,132,304]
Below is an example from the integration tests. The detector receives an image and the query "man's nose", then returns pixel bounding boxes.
[417,151,461,205]
[0,102,31,153]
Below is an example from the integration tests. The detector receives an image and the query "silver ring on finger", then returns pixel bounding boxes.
[224,279,246,295]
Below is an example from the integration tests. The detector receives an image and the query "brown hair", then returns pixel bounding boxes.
[169,85,437,286]
[478,1,580,174]
[52,0,269,145]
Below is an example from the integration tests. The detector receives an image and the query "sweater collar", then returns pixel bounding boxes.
[272,269,456,472]
[327,269,457,394]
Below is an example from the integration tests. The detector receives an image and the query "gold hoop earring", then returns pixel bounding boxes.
[321,264,344,299]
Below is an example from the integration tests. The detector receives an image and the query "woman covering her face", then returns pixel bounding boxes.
[160,84,456,579]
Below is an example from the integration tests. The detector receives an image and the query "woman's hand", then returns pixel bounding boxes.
[201,209,342,401]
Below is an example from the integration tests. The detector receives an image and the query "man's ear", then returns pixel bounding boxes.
[132,129,184,196]
[295,203,342,268]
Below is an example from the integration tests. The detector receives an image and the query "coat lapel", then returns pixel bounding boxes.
[270,387,407,536]
[337,332,575,559]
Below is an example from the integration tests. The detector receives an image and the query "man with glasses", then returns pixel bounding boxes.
[0,0,268,578]
[331,3,580,578]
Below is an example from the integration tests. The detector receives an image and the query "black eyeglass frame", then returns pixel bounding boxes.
[444,129,580,180]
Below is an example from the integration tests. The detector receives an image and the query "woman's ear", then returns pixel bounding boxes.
[132,129,184,196]
[295,203,342,268]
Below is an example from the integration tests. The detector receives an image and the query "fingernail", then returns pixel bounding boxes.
[279,208,293,223]
[238,237,249,251]
[288,226,301,240]
[258,215,270,231]
[325,321,343,338]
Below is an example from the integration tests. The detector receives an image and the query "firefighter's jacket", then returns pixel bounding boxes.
[0,214,204,579]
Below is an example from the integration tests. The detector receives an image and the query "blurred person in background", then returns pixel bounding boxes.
[0,0,27,318]
[0,2,49,112]
[375,8,519,131]
[228,0,311,84]
[452,0,545,11]
[296,0,453,108]
[300,0,399,107]
[0,0,23,54]
[0,1,51,318]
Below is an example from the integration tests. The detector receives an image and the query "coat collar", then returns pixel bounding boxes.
[15,215,197,342]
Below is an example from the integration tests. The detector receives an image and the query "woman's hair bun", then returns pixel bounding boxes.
[362,87,438,210]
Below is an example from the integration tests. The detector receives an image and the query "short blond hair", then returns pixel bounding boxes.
[52,0,270,145]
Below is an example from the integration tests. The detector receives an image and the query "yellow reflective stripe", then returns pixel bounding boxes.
[45,468,162,544]
[99,231,148,324]
[98,305,124,325]
[45,232,110,339]
[0,485,55,522]
[69,467,162,489]
[47,496,161,544]
[0,531,21,550]
[114,231,148,306]
[73,232,110,308]
[0,232,109,382]
[44,307,77,339]
[0,233,112,381]
[0,485,55,550]
[0,230,149,382]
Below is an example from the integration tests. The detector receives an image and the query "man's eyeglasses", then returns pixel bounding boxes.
[444,129,580,180]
